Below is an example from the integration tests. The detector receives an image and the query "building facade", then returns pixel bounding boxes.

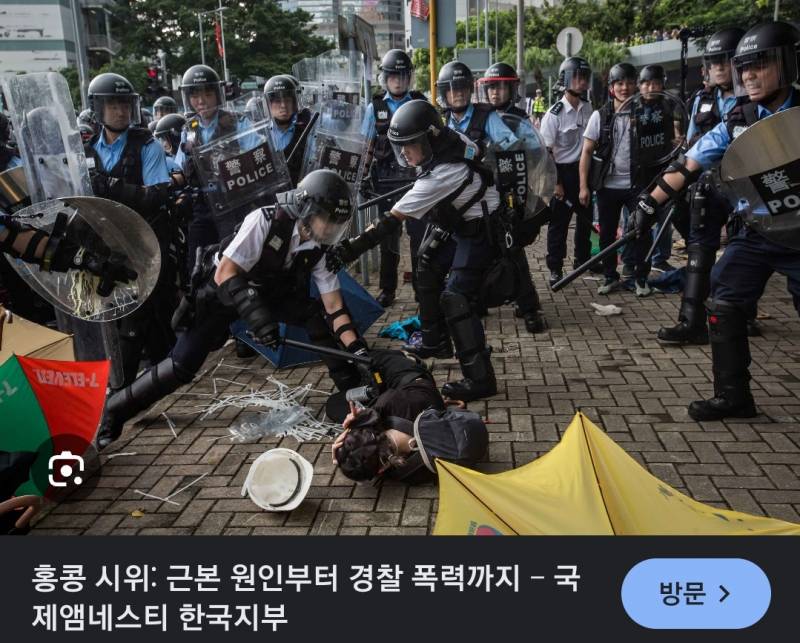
[0,0,118,78]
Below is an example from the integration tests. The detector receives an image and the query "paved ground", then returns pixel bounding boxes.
[31,230,800,535]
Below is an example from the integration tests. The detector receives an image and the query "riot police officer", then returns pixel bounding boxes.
[541,57,594,287]
[77,109,100,138]
[328,100,501,402]
[265,74,313,186]
[657,28,744,345]
[153,95,179,120]
[154,113,187,178]
[84,72,175,387]
[0,114,21,171]
[478,62,546,333]
[95,170,368,449]
[628,21,800,421]
[362,49,426,307]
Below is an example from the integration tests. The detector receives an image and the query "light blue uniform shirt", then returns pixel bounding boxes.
[174,111,258,169]
[685,88,737,143]
[4,155,21,170]
[270,114,298,152]
[165,155,182,175]
[448,104,518,149]
[92,129,170,186]
[686,90,796,170]
[360,92,415,138]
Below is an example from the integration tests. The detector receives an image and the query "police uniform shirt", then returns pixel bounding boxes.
[221,210,340,295]
[165,155,182,175]
[270,113,298,152]
[447,104,518,149]
[92,130,170,186]
[360,92,414,138]
[540,96,593,164]
[687,89,797,170]
[392,133,500,222]
[685,88,737,143]
[584,108,632,189]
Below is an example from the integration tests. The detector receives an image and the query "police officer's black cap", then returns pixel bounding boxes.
[638,64,666,84]
[380,49,412,74]
[704,27,745,57]
[608,63,637,85]
[387,99,443,142]
[180,64,221,88]
[153,95,178,109]
[296,169,353,224]
[88,72,136,97]
[154,113,187,137]
[437,61,474,86]
[484,61,518,81]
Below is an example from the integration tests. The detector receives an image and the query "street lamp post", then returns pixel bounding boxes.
[196,3,229,81]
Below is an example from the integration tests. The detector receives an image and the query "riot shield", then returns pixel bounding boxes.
[192,119,292,232]
[300,100,370,195]
[614,91,689,176]
[226,91,269,124]
[485,112,557,218]
[292,50,364,107]
[6,196,160,321]
[292,57,324,110]
[720,107,800,250]
[2,72,92,203]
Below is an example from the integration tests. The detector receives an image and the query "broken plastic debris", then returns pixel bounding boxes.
[590,302,623,316]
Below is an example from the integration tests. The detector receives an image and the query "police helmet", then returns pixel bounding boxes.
[608,63,638,85]
[477,61,520,105]
[558,57,592,94]
[264,75,299,123]
[153,95,178,118]
[436,61,474,109]
[387,99,444,169]
[154,113,186,152]
[731,21,800,98]
[180,64,224,115]
[379,49,413,96]
[88,73,142,132]
[638,64,667,85]
[280,169,353,246]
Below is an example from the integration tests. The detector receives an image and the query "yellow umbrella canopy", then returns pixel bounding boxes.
[434,412,800,536]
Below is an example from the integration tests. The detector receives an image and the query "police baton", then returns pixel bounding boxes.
[284,111,320,169]
[277,337,372,365]
[644,206,675,263]
[551,230,636,292]
[356,171,431,211]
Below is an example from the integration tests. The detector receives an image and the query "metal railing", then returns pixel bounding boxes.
[86,33,121,54]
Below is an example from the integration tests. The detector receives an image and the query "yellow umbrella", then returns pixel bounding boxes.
[434,412,800,535]
[0,306,74,363]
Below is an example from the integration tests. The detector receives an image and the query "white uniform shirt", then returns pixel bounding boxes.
[220,210,340,294]
[392,133,500,222]
[540,95,593,164]
[583,109,632,190]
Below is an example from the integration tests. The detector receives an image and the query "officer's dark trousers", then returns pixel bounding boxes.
[171,293,360,390]
[415,226,495,350]
[405,217,428,299]
[596,186,652,281]
[546,162,592,271]
[379,215,401,292]
[187,206,219,274]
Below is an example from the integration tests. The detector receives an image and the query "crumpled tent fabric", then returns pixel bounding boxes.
[434,412,800,535]
[0,306,74,362]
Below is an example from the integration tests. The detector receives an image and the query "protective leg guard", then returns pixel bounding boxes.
[439,290,496,401]
[96,357,194,450]
[404,259,452,358]
[658,245,715,345]
[687,299,757,421]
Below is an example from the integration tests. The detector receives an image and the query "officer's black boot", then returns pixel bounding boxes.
[513,259,546,333]
[440,291,497,401]
[96,357,193,450]
[403,260,453,358]
[658,245,713,345]
[687,300,757,421]
[376,289,396,307]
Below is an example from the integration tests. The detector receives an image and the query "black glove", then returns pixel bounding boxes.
[47,240,137,297]
[217,274,280,347]
[325,239,360,274]
[627,194,658,239]
[90,173,112,198]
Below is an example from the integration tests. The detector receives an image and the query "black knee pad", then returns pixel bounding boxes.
[706,299,748,342]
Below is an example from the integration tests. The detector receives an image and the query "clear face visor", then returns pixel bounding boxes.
[477,79,519,106]
[379,70,412,97]
[266,89,298,123]
[703,52,734,88]
[389,133,432,169]
[153,104,177,119]
[732,47,798,98]
[298,199,352,246]
[93,94,141,131]
[181,83,223,118]
[563,68,592,94]
[436,78,473,109]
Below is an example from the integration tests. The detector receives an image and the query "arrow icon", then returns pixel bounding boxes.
[719,585,730,603]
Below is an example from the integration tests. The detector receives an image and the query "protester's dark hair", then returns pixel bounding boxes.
[335,428,406,482]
